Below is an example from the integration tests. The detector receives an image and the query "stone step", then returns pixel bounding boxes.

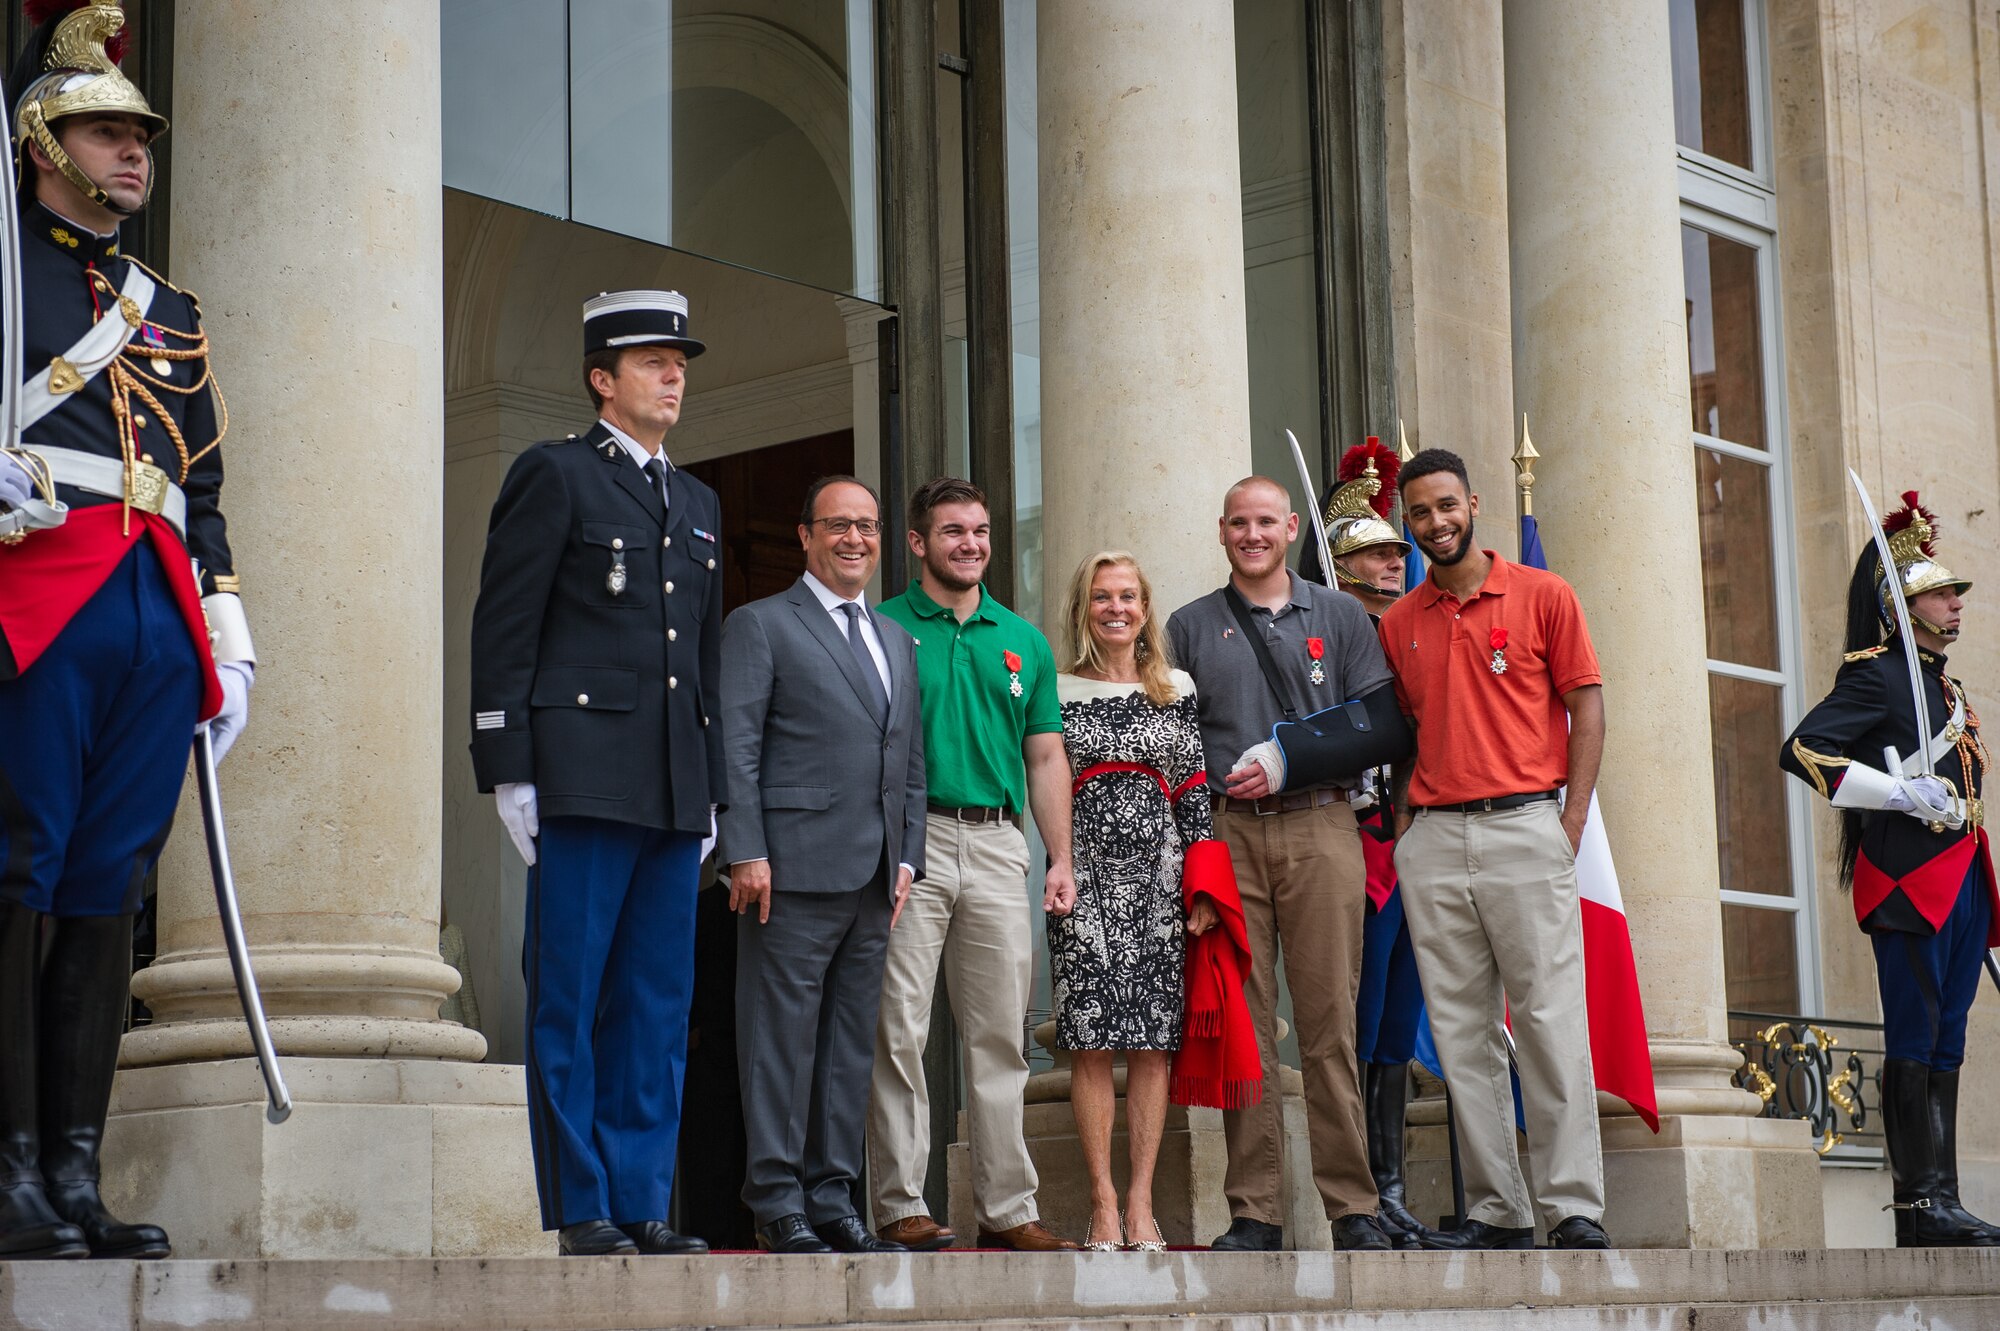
[6,1248,1997,1331]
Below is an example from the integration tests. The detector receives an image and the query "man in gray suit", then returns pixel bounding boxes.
[720,475,926,1254]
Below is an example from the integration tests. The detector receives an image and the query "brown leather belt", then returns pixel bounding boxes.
[927,802,1012,825]
[1212,788,1347,817]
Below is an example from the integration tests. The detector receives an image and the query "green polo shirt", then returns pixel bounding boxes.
[877,581,1062,813]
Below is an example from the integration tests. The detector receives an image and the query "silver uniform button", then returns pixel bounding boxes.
[669,676,679,689]
[577,693,589,705]
[612,537,624,551]
[707,558,716,569]
[665,581,675,594]
[668,628,678,641]
[663,536,671,548]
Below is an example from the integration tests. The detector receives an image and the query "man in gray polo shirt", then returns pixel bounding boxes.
[1166,476,1398,1253]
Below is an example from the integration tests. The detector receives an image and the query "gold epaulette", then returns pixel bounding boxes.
[121,254,194,302]
[1843,645,1888,662]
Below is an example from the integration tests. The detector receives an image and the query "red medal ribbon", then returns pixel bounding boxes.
[1003,649,1023,673]
[1306,637,1325,660]
[1489,627,1509,651]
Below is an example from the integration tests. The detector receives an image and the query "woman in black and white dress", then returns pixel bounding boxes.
[1051,551,1216,1251]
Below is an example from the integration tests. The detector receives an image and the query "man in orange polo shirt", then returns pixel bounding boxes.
[1376,448,1610,1251]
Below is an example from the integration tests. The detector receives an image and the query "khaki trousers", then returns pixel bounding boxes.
[866,815,1039,1230]
[1393,801,1605,1230]
[1215,802,1378,1223]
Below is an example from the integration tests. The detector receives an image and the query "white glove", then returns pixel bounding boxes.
[497,781,540,866]
[0,454,31,510]
[1234,740,1286,793]
[206,661,254,764]
[1887,774,1964,827]
[701,804,718,866]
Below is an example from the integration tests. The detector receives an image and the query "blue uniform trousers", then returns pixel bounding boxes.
[524,815,701,1229]
[0,543,201,917]
[1872,857,1993,1071]
[1355,887,1425,1066]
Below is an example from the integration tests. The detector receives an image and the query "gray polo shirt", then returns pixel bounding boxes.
[1166,571,1395,793]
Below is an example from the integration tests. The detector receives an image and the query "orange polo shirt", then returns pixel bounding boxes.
[1377,551,1601,807]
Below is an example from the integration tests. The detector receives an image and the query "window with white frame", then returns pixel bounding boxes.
[1670,0,1819,1024]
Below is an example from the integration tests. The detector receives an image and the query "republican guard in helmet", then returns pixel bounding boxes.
[1780,492,1998,1248]
[1299,440,1433,1248]
[0,1,253,1261]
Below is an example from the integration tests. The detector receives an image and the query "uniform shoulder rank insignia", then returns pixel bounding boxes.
[1843,645,1888,662]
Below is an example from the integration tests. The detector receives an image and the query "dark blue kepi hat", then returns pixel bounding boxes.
[582,289,706,358]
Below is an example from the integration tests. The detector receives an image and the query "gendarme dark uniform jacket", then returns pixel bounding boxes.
[469,421,724,834]
[1780,641,1997,942]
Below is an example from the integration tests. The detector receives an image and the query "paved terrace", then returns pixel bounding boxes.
[6,1248,1998,1331]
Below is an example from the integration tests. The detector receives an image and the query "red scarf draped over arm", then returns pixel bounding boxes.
[1171,838,1263,1109]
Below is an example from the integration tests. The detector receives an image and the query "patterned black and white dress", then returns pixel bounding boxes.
[1050,669,1213,1051]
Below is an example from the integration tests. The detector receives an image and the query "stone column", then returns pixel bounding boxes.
[1498,0,1821,1247]
[102,1,540,1257]
[1037,0,1253,621]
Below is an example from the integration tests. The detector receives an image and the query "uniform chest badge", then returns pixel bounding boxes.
[606,537,628,596]
[1306,636,1326,686]
[1004,649,1024,697]
[1489,627,1509,675]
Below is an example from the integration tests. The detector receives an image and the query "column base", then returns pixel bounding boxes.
[101,1057,545,1258]
[1404,1110,1826,1248]
[954,1065,1330,1249]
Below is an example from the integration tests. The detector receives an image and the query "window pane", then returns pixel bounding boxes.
[1708,674,1794,896]
[1236,0,1324,509]
[1669,0,1753,170]
[1722,903,1800,1015]
[442,0,569,218]
[1695,448,1780,668]
[1683,225,1766,448]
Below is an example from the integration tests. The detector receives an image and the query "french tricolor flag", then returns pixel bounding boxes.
[1523,514,1659,1132]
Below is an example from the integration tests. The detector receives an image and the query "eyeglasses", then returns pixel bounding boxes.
[809,517,884,537]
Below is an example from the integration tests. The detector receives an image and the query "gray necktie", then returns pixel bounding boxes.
[839,602,889,723]
[643,456,669,521]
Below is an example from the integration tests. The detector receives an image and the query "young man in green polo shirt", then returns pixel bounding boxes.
[866,478,1080,1252]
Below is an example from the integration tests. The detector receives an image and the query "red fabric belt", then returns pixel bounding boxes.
[1072,760,1205,803]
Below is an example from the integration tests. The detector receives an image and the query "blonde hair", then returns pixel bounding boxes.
[1062,551,1179,707]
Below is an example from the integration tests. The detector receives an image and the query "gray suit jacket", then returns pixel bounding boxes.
[718,578,927,891]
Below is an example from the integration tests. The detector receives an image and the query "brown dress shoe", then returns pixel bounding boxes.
[877,1215,956,1251]
[976,1220,1080,1252]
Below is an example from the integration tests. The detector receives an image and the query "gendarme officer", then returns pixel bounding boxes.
[0,2,253,1263]
[470,290,724,1257]
[1780,491,1998,1248]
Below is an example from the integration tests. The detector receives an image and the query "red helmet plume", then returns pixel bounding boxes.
[1881,490,1939,558]
[1336,436,1400,519]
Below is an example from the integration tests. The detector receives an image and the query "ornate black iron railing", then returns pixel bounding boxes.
[1729,1010,1886,1164]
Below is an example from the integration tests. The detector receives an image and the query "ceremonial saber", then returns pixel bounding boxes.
[192,726,291,1123]
[1848,470,1935,778]
[1286,429,1337,581]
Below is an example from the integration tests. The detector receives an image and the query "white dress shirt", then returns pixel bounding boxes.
[801,570,892,702]
[599,418,670,509]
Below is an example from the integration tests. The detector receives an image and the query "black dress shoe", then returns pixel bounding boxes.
[1332,1213,1393,1251]
[1209,1216,1284,1251]
[815,1214,906,1253]
[1417,1218,1535,1250]
[619,1221,709,1255]
[758,1213,834,1253]
[558,1219,639,1256]
[1548,1216,1611,1249]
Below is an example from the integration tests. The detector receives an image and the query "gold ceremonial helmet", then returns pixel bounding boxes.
[12,2,166,212]
[1879,491,1971,631]
[1322,439,1410,595]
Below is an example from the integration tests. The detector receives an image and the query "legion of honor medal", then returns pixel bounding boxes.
[1489,626,1509,675]
[1306,636,1326,686]
[1004,649,1024,698]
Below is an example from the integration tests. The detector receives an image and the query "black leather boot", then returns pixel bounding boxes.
[1881,1057,1979,1248]
[39,914,170,1259]
[1365,1060,1436,1249]
[1927,1067,2000,1246]
[0,904,88,1259]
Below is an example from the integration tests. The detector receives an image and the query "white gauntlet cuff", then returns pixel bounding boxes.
[201,591,257,665]
[1829,760,1898,812]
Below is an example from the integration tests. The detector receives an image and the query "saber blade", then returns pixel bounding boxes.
[192,726,292,1123]
[1286,429,1337,584]
[1847,470,1934,778]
